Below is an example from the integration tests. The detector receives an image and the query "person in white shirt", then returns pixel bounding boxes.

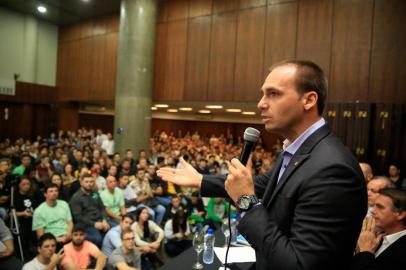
[22,233,64,270]
[101,133,114,156]
[352,188,406,270]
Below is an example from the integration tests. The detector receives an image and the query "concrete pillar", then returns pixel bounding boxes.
[114,0,158,155]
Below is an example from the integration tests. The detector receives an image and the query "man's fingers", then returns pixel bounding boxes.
[362,218,367,231]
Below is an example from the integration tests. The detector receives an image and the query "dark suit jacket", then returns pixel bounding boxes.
[351,234,406,270]
[201,124,367,270]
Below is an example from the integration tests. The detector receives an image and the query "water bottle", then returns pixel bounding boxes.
[203,228,215,264]
[230,213,239,244]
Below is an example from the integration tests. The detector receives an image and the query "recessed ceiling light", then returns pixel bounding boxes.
[81,0,91,3]
[151,107,157,110]
[226,108,242,113]
[167,109,178,113]
[37,5,47,13]
[155,104,168,108]
[179,107,192,111]
[205,105,223,109]
[198,110,211,114]
[242,111,256,115]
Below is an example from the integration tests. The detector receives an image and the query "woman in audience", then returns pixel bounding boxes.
[50,173,70,201]
[131,207,164,269]
[61,163,76,187]
[164,209,192,257]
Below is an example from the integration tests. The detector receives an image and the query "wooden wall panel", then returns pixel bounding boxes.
[163,20,188,100]
[189,0,212,17]
[234,7,266,102]
[296,0,333,77]
[79,114,114,134]
[329,0,373,102]
[213,0,237,14]
[167,0,189,21]
[369,0,406,103]
[207,12,237,101]
[89,35,106,100]
[239,0,266,9]
[184,16,211,100]
[158,0,168,22]
[153,23,168,100]
[57,103,79,132]
[104,33,119,100]
[263,2,297,77]
[268,0,297,4]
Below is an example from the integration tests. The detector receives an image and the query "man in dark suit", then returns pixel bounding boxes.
[157,60,367,270]
[351,188,406,270]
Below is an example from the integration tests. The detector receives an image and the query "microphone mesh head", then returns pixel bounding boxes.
[244,127,260,143]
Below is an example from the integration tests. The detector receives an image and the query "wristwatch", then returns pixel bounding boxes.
[236,194,259,212]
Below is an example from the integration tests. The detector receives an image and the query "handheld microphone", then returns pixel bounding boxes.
[239,127,261,165]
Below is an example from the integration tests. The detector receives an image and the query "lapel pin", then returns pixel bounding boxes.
[294,161,299,166]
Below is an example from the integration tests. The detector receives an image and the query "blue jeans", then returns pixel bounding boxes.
[85,226,103,247]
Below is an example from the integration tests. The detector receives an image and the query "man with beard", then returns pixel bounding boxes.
[22,233,64,270]
[108,229,141,270]
[61,224,106,270]
[70,173,109,247]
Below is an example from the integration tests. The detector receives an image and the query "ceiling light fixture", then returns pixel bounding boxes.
[198,110,211,114]
[167,109,178,112]
[151,107,157,110]
[179,107,192,111]
[155,104,169,108]
[242,111,256,115]
[205,105,223,109]
[226,108,242,113]
[37,5,47,13]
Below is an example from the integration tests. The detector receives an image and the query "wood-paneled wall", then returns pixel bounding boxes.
[57,14,119,102]
[55,0,406,104]
[153,0,406,103]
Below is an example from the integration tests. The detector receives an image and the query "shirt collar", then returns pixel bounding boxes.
[383,229,406,245]
[282,118,326,155]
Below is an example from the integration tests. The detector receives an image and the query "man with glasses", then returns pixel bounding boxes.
[108,229,141,270]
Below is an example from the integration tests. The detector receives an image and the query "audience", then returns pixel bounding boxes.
[0,128,403,270]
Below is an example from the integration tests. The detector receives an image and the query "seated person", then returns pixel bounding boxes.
[100,176,126,228]
[61,224,107,270]
[102,214,134,257]
[164,209,192,257]
[186,192,206,232]
[206,197,235,227]
[130,170,165,225]
[0,218,24,270]
[108,229,141,270]
[351,188,406,270]
[69,173,109,247]
[165,195,185,220]
[22,233,64,270]
[32,183,73,245]
[131,207,164,269]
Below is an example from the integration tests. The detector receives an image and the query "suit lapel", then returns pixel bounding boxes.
[262,123,332,208]
[261,154,283,203]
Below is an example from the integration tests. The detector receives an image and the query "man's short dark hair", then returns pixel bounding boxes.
[122,214,134,222]
[72,223,86,233]
[43,182,58,193]
[120,229,133,240]
[80,173,92,181]
[379,188,406,225]
[270,59,327,115]
[37,233,56,247]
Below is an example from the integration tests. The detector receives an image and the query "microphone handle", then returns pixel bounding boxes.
[239,141,256,166]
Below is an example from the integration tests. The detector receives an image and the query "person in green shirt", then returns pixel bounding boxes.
[32,183,73,245]
[206,197,236,226]
[12,153,32,176]
[100,175,126,228]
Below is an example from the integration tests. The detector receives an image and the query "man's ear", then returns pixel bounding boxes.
[396,210,406,222]
[302,91,318,111]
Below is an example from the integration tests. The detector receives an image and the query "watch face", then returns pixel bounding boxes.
[240,197,250,209]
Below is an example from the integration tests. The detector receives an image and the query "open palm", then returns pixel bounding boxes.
[157,157,203,188]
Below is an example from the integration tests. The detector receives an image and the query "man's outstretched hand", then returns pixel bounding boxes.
[157,157,203,188]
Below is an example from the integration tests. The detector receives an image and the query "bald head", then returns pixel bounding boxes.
[367,176,393,206]
[359,162,373,183]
